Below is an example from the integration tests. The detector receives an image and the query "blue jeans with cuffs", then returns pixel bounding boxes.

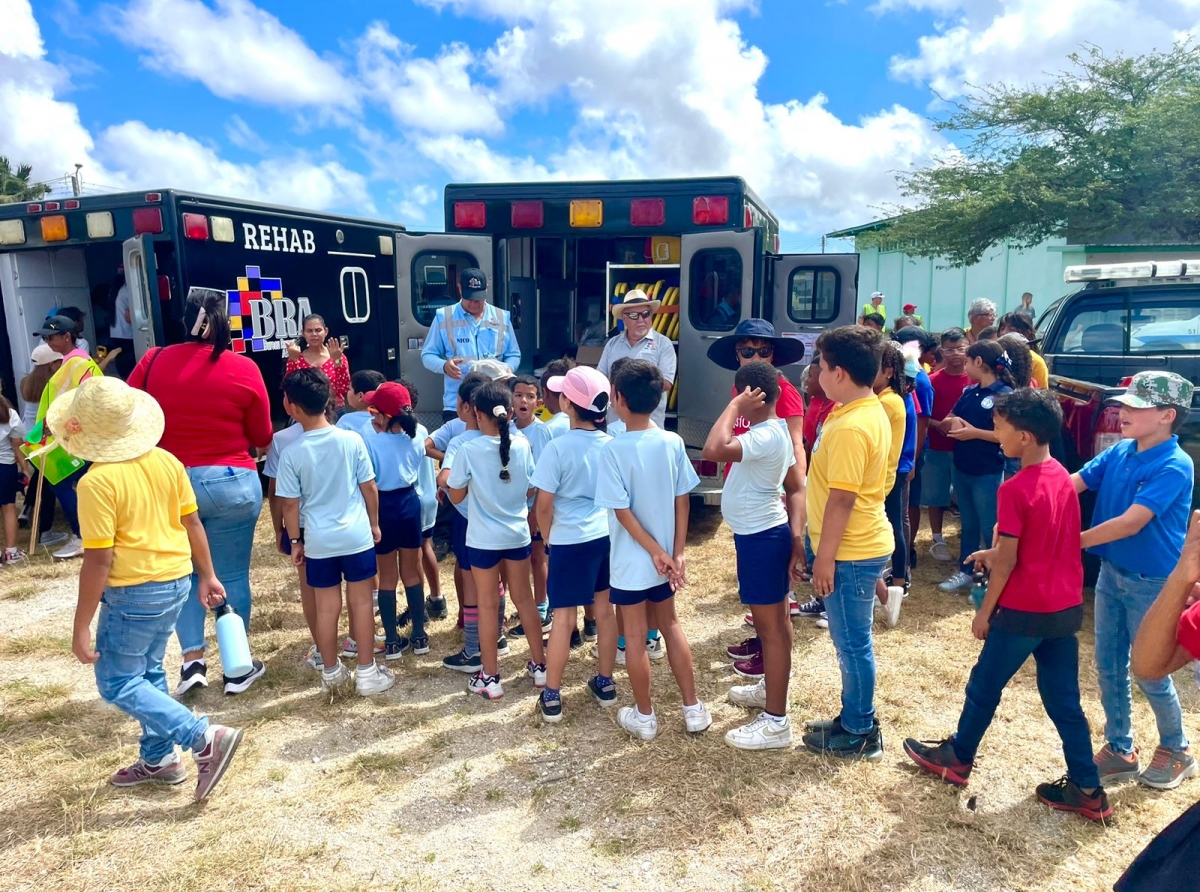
[823,556,889,735]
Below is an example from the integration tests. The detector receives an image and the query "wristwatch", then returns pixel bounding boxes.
[290,536,303,545]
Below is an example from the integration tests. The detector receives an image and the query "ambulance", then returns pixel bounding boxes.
[0,191,404,421]
[395,176,860,500]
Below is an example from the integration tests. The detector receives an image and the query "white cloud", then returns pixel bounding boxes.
[885,0,1200,98]
[109,0,357,112]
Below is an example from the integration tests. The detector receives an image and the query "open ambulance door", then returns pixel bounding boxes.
[768,253,860,388]
[395,232,493,429]
[676,229,757,449]
[122,235,160,360]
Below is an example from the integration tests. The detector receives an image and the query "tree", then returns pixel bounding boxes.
[0,158,50,204]
[859,44,1200,267]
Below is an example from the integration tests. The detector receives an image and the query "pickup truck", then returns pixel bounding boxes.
[1036,260,1200,580]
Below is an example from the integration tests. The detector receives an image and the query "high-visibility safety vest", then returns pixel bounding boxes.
[440,302,509,360]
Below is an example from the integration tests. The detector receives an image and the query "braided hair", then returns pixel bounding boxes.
[472,381,515,481]
[967,340,1017,390]
[997,334,1034,389]
[878,341,909,398]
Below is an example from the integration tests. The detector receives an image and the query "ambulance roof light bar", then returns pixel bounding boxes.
[1064,259,1200,283]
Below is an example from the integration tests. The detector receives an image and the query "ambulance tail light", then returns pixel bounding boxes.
[0,220,26,246]
[41,215,68,242]
[630,198,664,227]
[693,196,728,226]
[26,203,42,213]
[692,459,719,478]
[569,200,603,228]
[182,213,209,240]
[744,207,752,228]
[145,193,162,203]
[510,201,543,229]
[64,199,80,210]
[158,275,171,302]
[1092,406,1123,458]
[44,201,60,211]
[133,207,163,234]
[454,201,487,229]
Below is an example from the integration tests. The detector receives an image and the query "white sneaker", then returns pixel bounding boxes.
[355,663,395,696]
[729,678,767,709]
[53,536,84,560]
[646,637,666,661]
[618,706,658,741]
[882,585,904,629]
[527,661,547,688]
[939,571,973,593]
[725,713,793,751]
[468,671,504,700]
[683,701,713,733]
[2,549,28,567]
[616,645,626,666]
[816,613,829,630]
[320,662,353,695]
[303,645,322,671]
[340,637,383,658]
[929,541,952,562]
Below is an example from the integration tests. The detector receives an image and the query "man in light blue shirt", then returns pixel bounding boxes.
[421,268,521,421]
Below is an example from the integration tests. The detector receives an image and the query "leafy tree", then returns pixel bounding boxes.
[0,157,50,204]
[860,44,1200,266]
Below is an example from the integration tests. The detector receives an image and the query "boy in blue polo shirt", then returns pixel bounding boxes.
[1074,371,1197,790]
[596,359,710,741]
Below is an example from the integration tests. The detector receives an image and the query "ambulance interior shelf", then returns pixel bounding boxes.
[606,263,682,416]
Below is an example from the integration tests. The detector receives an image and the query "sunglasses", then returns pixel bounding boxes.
[737,346,775,359]
[624,310,653,321]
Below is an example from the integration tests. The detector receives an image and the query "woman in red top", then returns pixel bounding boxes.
[128,288,273,697]
[285,314,350,407]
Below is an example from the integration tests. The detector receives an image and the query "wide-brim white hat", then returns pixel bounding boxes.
[46,377,164,463]
[611,288,661,320]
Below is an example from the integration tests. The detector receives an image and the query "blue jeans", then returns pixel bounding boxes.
[823,556,889,735]
[953,626,1099,790]
[94,577,209,763]
[1094,560,1188,754]
[51,464,89,537]
[176,466,263,655]
[952,466,1002,569]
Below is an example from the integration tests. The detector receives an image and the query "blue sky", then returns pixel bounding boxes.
[5,0,1199,252]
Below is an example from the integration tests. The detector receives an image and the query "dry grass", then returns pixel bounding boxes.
[0,506,1197,891]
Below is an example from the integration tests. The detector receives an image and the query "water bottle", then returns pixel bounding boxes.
[214,604,253,678]
[970,570,988,610]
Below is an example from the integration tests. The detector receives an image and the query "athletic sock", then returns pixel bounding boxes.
[537,600,549,622]
[183,658,205,672]
[405,584,426,639]
[463,606,480,657]
[617,635,626,650]
[647,629,660,642]
[377,589,398,644]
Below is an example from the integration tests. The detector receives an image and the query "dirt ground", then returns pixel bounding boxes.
[1,505,1197,892]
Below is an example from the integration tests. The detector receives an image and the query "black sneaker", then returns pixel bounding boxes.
[426,597,448,620]
[223,659,266,696]
[795,597,826,619]
[583,619,598,642]
[802,717,883,762]
[497,637,511,657]
[442,649,482,673]
[411,636,430,655]
[508,622,525,638]
[540,690,563,724]
[1036,776,1113,822]
[570,628,583,650]
[175,661,208,697]
[588,675,617,706]
[903,737,973,786]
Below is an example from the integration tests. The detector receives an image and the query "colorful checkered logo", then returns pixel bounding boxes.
[227,265,285,354]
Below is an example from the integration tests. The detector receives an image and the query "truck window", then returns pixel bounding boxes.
[413,251,477,327]
[340,267,370,323]
[689,248,742,332]
[788,269,839,323]
[1050,292,1200,354]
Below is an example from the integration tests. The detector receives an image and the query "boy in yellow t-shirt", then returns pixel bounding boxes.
[55,378,244,803]
[802,325,894,762]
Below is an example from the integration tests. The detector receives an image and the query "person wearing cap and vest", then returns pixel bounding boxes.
[596,290,676,429]
[902,303,922,327]
[421,268,521,423]
[861,292,887,326]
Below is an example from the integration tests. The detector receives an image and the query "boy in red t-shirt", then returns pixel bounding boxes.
[922,328,971,561]
[904,389,1112,822]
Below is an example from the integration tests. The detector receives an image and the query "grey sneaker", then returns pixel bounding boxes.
[109,756,188,787]
[939,571,973,593]
[1093,743,1140,784]
[1138,746,1199,790]
[929,541,952,562]
[39,530,69,547]
[193,725,243,802]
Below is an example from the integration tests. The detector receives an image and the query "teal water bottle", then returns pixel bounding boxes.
[214,604,252,678]
[970,570,988,610]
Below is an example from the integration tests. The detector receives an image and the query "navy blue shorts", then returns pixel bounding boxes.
[451,510,471,569]
[734,523,792,606]
[422,527,433,540]
[376,486,422,554]
[610,581,673,607]
[908,449,924,507]
[467,543,533,570]
[0,463,18,506]
[548,537,610,609]
[278,527,306,556]
[306,547,377,589]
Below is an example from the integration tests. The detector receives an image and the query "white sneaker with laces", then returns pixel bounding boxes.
[816,613,829,630]
[303,645,322,671]
[646,637,666,661]
[729,678,767,709]
[725,713,793,750]
[683,701,713,733]
[468,671,504,700]
[527,661,547,688]
[929,541,953,562]
[53,536,84,560]
[617,706,658,740]
[882,585,903,629]
[355,664,395,696]
[320,662,353,694]
[939,571,973,593]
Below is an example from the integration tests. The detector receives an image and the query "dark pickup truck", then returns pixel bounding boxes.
[1038,262,1200,511]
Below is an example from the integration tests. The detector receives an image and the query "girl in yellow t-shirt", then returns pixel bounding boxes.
[873,341,910,627]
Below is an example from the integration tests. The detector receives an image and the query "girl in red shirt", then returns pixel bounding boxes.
[285,314,350,407]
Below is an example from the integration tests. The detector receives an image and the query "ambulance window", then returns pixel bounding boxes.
[340,267,370,323]
[689,248,742,332]
[413,251,477,326]
[789,269,839,324]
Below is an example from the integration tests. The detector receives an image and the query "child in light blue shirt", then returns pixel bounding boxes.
[336,369,385,437]
[447,381,543,701]
[511,374,550,628]
[400,377,444,622]
[594,359,709,741]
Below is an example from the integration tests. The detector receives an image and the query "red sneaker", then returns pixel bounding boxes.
[726,637,762,660]
[904,737,973,787]
[733,652,764,678]
[1036,776,1113,822]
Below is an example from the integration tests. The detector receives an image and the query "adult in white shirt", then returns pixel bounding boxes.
[596,290,676,429]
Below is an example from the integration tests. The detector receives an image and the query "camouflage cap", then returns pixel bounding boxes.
[1106,371,1194,410]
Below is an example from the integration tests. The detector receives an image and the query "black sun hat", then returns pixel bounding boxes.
[706,318,805,371]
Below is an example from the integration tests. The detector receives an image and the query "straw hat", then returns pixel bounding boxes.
[611,288,661,320]
[46,377,164,463]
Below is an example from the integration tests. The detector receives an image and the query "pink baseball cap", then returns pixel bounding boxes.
[547,366,610,414]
